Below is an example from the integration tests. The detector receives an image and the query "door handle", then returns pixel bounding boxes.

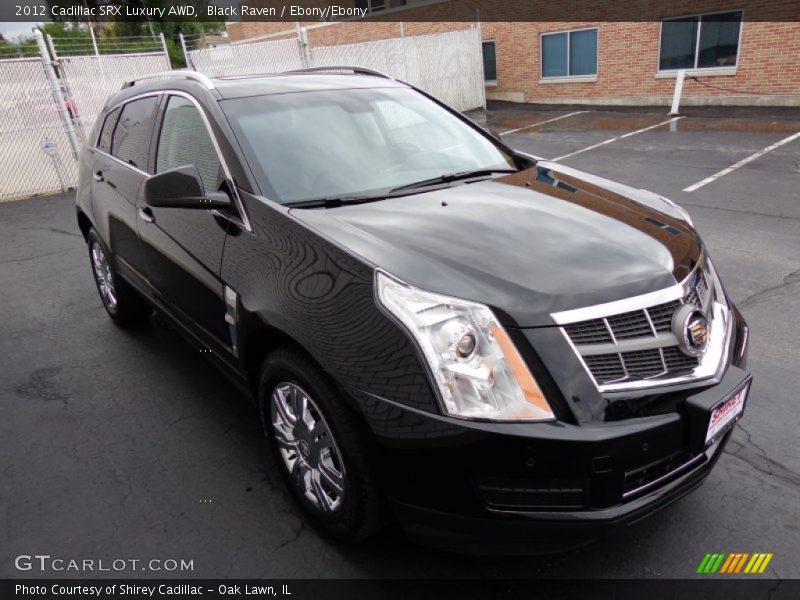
[138,207,155,223]
[93,171,104,182]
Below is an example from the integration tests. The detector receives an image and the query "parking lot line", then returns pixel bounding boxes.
[500,111,587,136]
[683,131,800,192]
[551,116,683,161]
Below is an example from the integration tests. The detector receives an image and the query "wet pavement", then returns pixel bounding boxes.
[479,104,800,135]
[1,104,799,580]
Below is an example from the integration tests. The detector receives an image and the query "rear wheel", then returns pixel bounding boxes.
[87,229,152,326]
[258,347,385,541]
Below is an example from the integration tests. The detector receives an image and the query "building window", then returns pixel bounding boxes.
[659,11,742,71]
[482,41,497,82]
[541,28,598,79]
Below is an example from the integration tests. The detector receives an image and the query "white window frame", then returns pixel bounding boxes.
[539,26,599,83]
[656,9,744,77]
[482,39,497,85]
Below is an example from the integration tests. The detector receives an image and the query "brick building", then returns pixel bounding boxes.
[226,0,800,106]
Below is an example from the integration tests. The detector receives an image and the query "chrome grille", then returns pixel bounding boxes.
[606,310,652,339]
[563,320,612,344]
[565,298,684,345]
[584,354,625,381]
[686,270,710,310]
[561,266,714,387]
[648,300,681,332]
[663,346,700,371]
[622,349,665,376]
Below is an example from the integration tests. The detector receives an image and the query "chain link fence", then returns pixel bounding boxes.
[0,56,79,202]
[49,34,171,142]
[185,26,485,112]
[56,53,171,142]
[0,32,171,202]
[186,36,304,77]
[312,28,485,112]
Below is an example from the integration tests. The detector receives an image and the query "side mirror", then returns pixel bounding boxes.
[144,165,231,209]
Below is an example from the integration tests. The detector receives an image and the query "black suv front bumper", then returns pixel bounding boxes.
[353,309,749,553]
[392,429,730,554]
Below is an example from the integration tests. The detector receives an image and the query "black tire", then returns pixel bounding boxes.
[258,346,386,541]
[87,229,152,326]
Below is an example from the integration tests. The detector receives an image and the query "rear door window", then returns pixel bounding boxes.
[111,97,158,171]
[96,107,121,153]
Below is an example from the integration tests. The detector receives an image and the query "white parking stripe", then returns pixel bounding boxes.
[552,117,683,162]
[500,111,586,136]
[683,131,800,192]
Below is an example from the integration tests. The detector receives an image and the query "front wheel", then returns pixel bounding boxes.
[258,347,386,541]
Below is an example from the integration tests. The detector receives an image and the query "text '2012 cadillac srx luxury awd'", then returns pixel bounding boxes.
[76,68,750,553]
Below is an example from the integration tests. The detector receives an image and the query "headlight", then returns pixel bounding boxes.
[376,270,555,422]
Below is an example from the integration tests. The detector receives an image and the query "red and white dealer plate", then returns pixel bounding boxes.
[705,382,749,447]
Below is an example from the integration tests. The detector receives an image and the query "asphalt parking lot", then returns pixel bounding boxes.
[1,102,799,580]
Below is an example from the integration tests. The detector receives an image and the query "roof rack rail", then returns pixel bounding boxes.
[122,70,215,90]
[286,66,393,79]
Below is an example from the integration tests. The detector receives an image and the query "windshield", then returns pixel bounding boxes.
[221,87,517,204]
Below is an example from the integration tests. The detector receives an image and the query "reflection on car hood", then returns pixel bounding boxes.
[291,164,703,327]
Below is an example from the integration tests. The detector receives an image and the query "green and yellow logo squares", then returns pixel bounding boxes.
[696,552,773,574]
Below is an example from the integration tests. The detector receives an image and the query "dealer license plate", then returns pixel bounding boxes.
[705,382,749,446]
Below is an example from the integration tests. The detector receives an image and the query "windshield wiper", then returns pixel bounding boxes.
[285,194,390,209]
[286,169,519,209]
[286,184,458,209]
[388,168,518,193]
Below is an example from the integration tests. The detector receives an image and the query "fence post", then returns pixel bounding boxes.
[47,31,88,142]
[34,29,81,158]
[296,23,311,68]
[159,32,169,63]
[179,33,193,70]
[670,69,686,116]
[399,31,409,82]
[475,10,486,110]
[89,24,100,58]
[45,33,58,60]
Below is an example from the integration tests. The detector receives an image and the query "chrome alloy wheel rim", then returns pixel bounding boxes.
[270,382,346,512]
[90,242,117,309]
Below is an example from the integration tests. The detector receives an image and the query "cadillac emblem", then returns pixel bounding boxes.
[672,304,710,357]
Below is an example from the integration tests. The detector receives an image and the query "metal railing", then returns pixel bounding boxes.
[47,34,166,57]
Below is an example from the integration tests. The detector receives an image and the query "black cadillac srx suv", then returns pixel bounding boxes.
[76,68,750,553]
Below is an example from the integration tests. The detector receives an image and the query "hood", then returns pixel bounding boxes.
[291,163,703,327]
